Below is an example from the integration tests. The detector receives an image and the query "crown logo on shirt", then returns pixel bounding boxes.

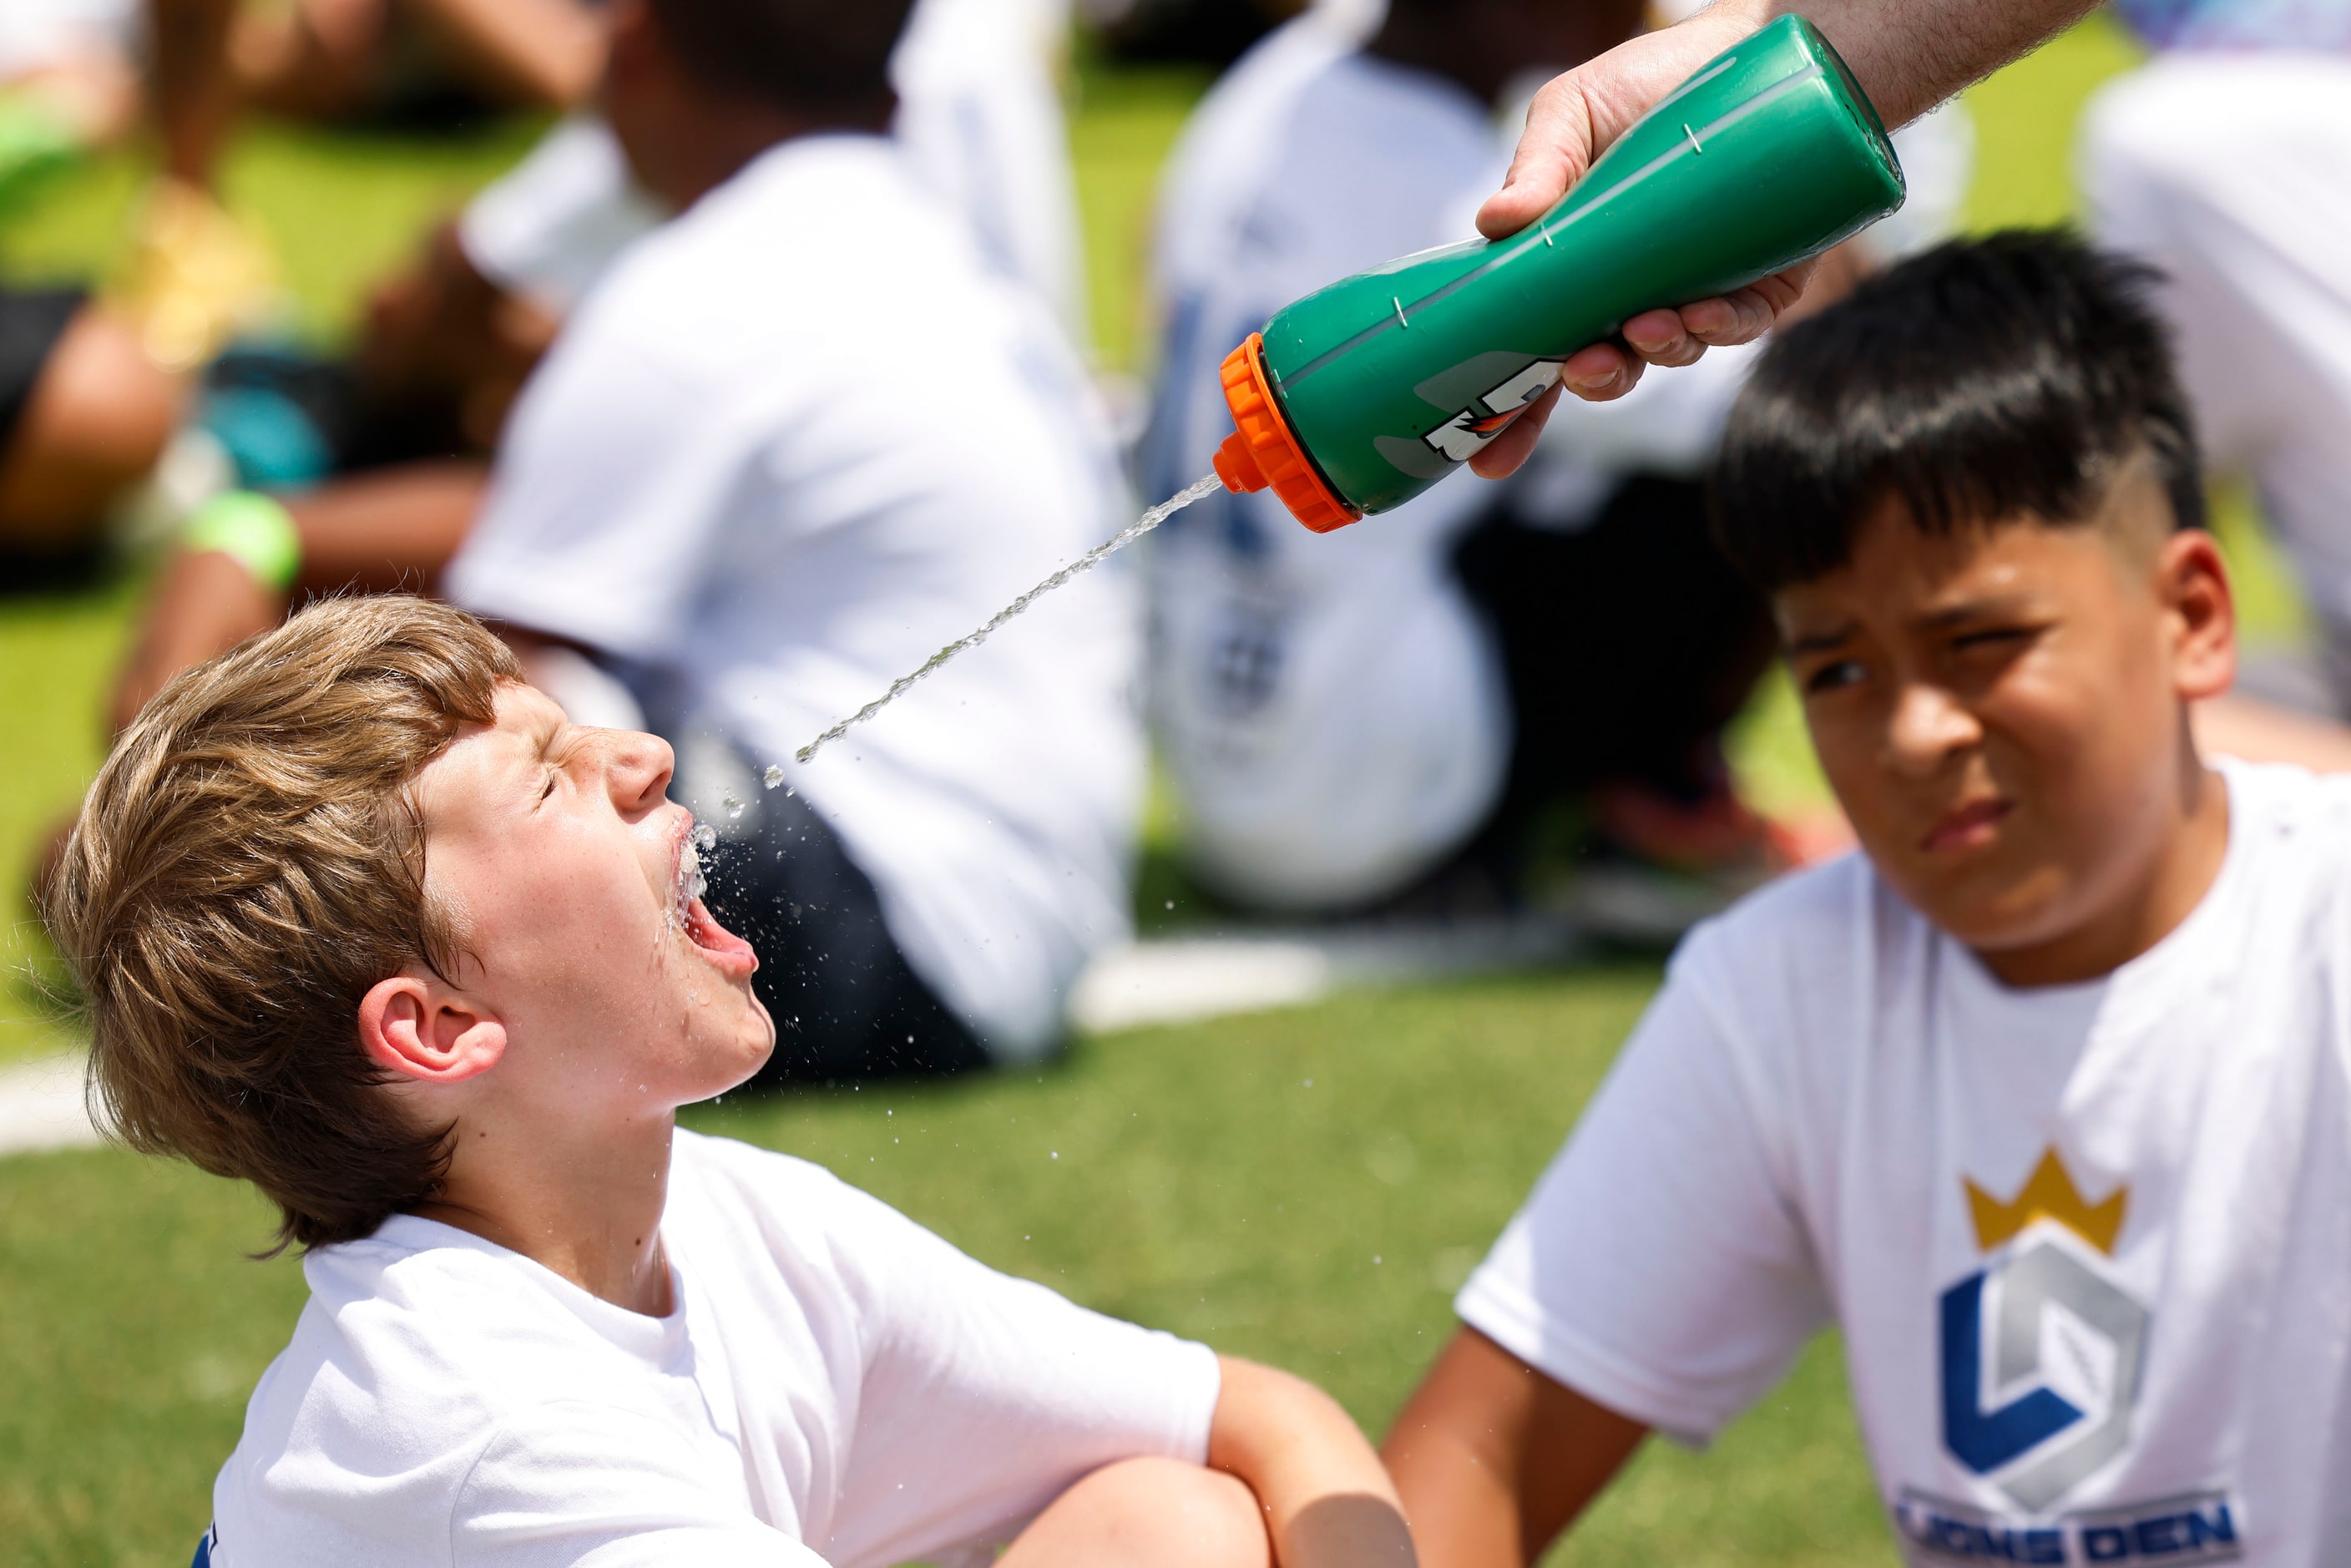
[1964,1147,2127,1256]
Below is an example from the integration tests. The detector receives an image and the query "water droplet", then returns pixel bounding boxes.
[1050,1151,1059,1161]
[1164,899,1175,910]
[764,764,785,789]
[724,794,744,818]
[693,824,716,852]
[793,473,1226,764]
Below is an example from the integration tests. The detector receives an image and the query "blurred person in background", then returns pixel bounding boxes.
[2080,2,2351,714]
[104,0,1089,727]
[0,5,184,569]
[431,0,1140,1086]
[110,0,605,377]
[1140,0,1970,931]
[0,0,142,192]
[38,0,1131,1086]
[0,287,182,563]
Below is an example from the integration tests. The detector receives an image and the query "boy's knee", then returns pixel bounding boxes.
[1028,1456,1271,1568]
[0,306,180,543]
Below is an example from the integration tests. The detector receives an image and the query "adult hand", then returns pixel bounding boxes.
[1470,0,2107,478]
[1467,0,1805,478]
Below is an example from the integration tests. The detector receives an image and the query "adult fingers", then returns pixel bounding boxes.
[1562,342,1650,402]
[1469,382,1563,478]
[1620,309,1706,369]
[1676,260,1818,346]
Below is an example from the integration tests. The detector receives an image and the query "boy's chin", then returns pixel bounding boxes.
[1884,857,2069,953]
[1915,883,2092,971]
[715,1002,777,1092]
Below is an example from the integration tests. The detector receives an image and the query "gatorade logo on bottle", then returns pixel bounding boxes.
[1420,359,1565,463]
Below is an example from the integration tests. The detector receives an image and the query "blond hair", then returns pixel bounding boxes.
[45,596,518,1250]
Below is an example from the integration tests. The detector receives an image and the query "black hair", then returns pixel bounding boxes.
[645,0,915,121]
[1709,229,2204,593]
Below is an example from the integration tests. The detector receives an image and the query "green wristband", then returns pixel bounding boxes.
[182,492,301,593]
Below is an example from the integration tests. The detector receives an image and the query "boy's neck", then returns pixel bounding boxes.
[1974,758,2231,989]
[416,1108,679,1318]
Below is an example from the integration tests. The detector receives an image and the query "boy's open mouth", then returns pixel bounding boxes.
[674,823,758,976]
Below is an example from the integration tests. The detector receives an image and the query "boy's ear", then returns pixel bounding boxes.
[2158,529,2236,705]
[359,976,507,1085]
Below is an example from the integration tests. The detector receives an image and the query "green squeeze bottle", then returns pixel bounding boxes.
[1210,13,1906,533]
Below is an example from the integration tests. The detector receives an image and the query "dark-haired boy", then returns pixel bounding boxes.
[1385,230,2350,1564]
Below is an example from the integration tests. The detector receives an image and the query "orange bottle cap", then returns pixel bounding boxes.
[1214,333,1362,534]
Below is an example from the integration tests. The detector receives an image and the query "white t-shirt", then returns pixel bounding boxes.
[1140,18,1762,909]
[210,1130,1220,1567]
[457,0,1084,333]
[458,116,667,316]
[447,134,1142,1056]
[0,0,134,78]
[1460,759,2351,1564]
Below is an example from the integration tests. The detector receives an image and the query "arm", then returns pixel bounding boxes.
[147,0,240,189]
[111,463,486,730]
[1383,1328,1647,1568]
[1208,1356,1418,1568]
[1470,0,2097,477]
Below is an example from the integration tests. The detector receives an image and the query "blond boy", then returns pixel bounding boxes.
[50,596,1413,1568]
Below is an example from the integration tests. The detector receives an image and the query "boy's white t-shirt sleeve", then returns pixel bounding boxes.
[1456,928,1832,1444]
[450,1401,827,1568]
[811,1174,1222,1567]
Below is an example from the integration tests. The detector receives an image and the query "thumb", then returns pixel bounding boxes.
[1478,76,1596,240]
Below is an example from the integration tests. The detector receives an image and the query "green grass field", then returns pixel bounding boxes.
[0,16,2273,1565]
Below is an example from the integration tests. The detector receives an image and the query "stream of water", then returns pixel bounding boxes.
[793,473,1226,765]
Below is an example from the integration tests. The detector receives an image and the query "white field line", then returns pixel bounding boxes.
[1068,918,1580,1034]
[0,1051,101,1157]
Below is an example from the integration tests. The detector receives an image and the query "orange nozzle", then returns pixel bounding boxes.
[1214,333,1361,534]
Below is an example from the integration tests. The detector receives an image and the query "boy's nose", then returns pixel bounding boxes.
[599,727,676,812]
[1883,682,1980,776]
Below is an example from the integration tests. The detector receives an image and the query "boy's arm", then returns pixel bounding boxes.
[1383,1328,1648,1568]
[1207,1356,1418,1568]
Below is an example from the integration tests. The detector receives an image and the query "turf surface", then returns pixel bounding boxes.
[0,15,2275,1566]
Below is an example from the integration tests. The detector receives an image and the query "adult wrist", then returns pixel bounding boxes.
[181,491,301,594]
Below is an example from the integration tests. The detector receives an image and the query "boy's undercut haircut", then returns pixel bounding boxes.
[647,0,915,122]
[1711,229,2205,592]
[44,596,518,1252]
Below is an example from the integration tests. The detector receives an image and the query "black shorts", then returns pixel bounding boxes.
[0,286,83,457]
[1453,472,1776,802]
[1381,471,1776,905]
[695,750,988,1088]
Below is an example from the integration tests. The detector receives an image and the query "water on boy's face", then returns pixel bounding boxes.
[794,474,1226,765]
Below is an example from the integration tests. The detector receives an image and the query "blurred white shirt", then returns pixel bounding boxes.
[461,0,1086,336]
[449,134,1142,1055]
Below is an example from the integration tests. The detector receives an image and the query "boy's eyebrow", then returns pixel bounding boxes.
[1784,623,1858,655]
[1910,593,2042,631]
